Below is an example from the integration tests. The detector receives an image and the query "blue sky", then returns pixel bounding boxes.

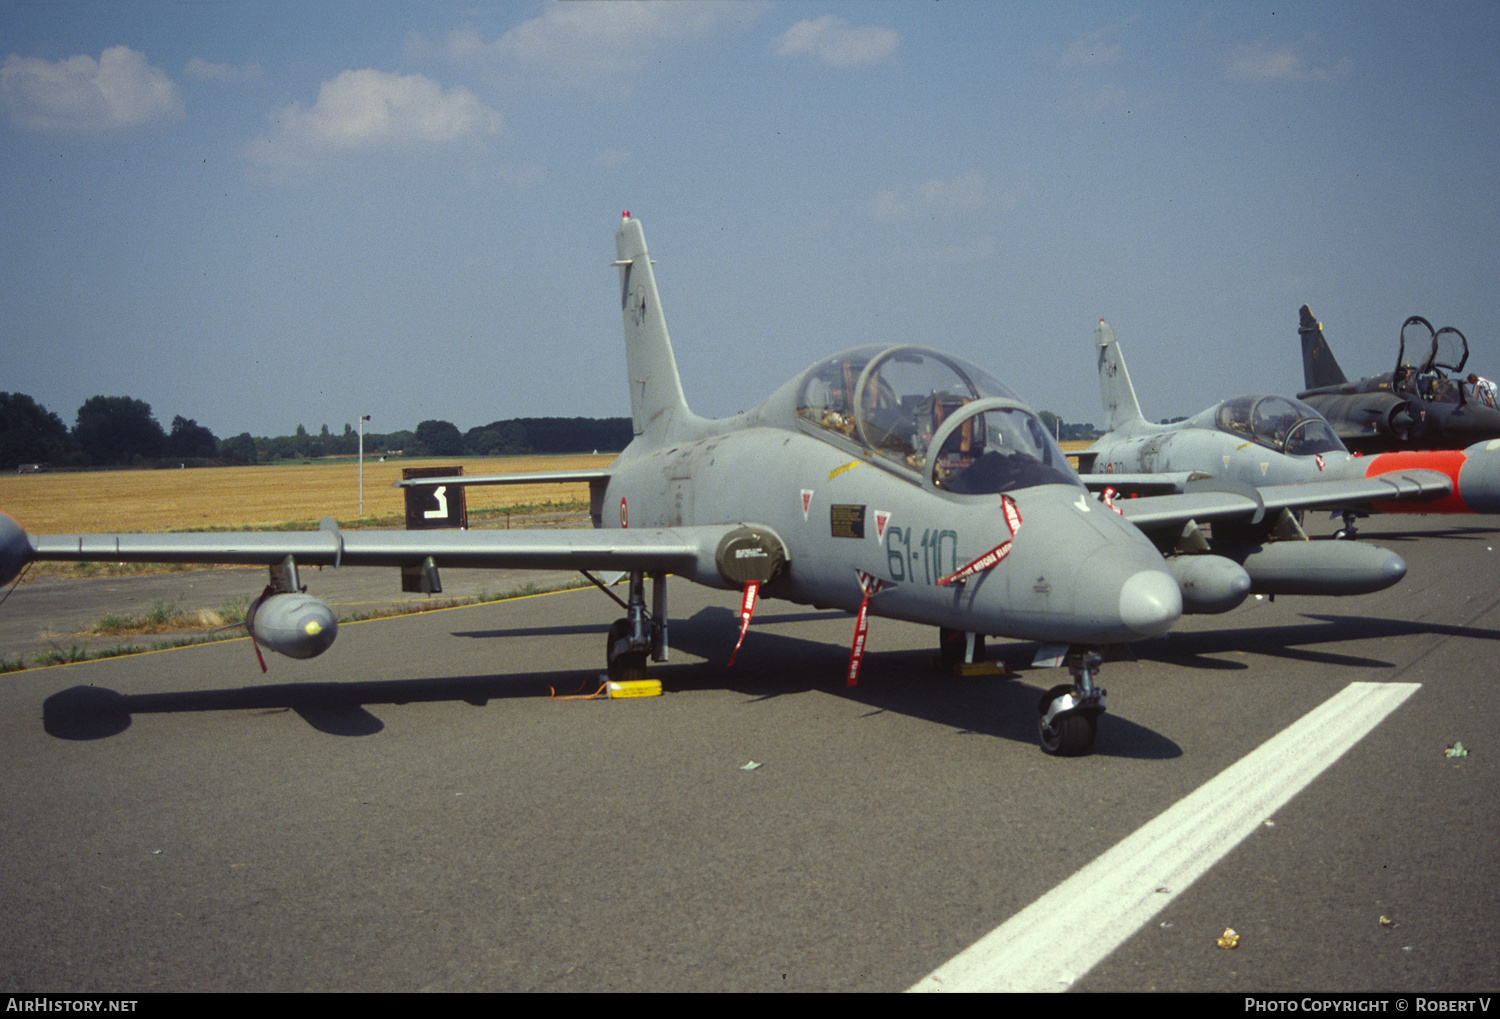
[3,1,1498,440]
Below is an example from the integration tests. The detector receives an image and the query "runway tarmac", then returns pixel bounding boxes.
[0,561,585,663]
[0,513,1495,992]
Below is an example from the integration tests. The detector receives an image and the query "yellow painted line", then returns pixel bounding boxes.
[14,585,598,670]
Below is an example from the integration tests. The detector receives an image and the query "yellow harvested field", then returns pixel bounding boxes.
[0,455,614,533]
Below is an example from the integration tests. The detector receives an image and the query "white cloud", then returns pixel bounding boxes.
[407,1,762,97]
[870,188,909,223]
[0,45,182,133]
[871,171,998,222]
[1062,29,1122,68]
[926,235,998,264]
[246,69,500,167]
[185,57,263,83]
[1059,80,1147,117]
[774,16,899,67]
[1060,15,1140,69]
[1225,39,1352,82]
[919,171,990,210]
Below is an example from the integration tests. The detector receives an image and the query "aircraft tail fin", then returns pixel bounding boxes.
[614,213,699,446]
[1299,304,1348,389]
[1095,319,1148,432]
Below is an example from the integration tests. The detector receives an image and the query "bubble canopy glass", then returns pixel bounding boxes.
[1211,395,1346,456]
[794,344,1080,494]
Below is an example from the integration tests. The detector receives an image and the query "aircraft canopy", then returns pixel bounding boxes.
[794,344,1080,494]
[1397,315,1468,379]
[1213,395,1345,456]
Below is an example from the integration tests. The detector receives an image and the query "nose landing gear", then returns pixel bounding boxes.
[1037,650,1105,756]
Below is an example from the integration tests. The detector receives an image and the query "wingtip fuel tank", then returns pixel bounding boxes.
[1364,438,1500,514]
[0,513,28,587]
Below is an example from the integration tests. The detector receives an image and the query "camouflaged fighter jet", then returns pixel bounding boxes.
[1078,319,1500,541]
[1298,304,1500,451]
[0,216,1437,756]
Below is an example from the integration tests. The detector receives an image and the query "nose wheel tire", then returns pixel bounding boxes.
[1037,650,1105,756]
[1037,690,1099,756]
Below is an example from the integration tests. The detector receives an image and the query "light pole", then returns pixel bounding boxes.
[358,414,371,516]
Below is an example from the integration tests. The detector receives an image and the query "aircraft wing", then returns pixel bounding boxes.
[18,520,742,578]
[1111,470,1452,530]
[392,470,610,489]
[1078,472,1204,495]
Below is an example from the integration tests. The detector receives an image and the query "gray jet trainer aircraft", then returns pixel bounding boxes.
[0,216,1447,755]
[1078,319,1500,537]
[1298,304,1500,451]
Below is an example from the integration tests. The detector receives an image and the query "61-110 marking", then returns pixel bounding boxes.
[885,526,959,585]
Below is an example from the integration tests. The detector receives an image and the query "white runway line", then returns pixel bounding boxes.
[910,681,1421,993]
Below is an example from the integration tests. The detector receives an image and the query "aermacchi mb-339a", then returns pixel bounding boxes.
[1078,319,1500,538]
[0,215,1441,755]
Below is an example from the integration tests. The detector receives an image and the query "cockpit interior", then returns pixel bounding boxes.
[1212,395,1345,456]
[794,345,1080,495]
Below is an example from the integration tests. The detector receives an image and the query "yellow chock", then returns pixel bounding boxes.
[607,679,662,698]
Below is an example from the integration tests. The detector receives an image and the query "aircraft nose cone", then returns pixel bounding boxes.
[1118,568,1183,638]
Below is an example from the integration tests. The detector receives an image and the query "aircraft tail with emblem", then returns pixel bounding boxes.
[614,212,705,449]
[1095,319,1148,433]
[1299,304,1350,390]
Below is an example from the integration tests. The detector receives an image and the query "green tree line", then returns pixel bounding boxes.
[0,391,634,471]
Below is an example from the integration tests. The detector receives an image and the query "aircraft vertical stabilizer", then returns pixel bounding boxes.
[1299,304,1348,390]
[1096,320,1147,432]
[615,212,700,445]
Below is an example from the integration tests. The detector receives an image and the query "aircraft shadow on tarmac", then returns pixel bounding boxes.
[1132,611,1500,672]
[49,603,1489,754]
[40,605,1187,758]
[1327,522,1500,544]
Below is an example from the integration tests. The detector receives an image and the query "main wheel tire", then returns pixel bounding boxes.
[606,619,648,683]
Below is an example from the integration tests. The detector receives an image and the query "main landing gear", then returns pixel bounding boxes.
[1037,650,1106,756]
[939,626,986,667]
[595,525,788,684]
[601,570,667,683]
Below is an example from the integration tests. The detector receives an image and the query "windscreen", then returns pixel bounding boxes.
[797,344,1079,491]
[1215,395,1346,456]
[930,403,1082,494]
